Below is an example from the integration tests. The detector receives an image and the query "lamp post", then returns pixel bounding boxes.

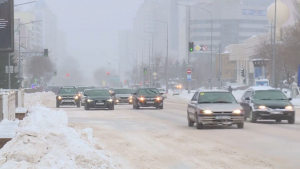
[18,20,42,87]
[142,39,151,87]
[156,20,169,92]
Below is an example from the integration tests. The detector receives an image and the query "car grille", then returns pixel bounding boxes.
[213,112,232,114]
[145,98,156,101]
[62,96,74,100]
[268,106,285,109]
[120,97,128,99]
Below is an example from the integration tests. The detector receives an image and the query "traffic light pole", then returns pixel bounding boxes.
[187,7,191,94]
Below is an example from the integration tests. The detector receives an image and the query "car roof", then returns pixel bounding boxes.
[196,89,230,93]
[60,86,76,89]
[247,86,276,91]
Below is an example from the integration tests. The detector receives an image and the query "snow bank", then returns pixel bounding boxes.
[0,105,115,169]
[24,92,56,108]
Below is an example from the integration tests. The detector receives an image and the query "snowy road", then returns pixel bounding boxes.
[53,95,300,169]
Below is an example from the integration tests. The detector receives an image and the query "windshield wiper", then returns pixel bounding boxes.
[212,101,232,103]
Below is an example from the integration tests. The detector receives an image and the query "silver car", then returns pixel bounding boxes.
[187,90,244,129]
[114,88,134,104]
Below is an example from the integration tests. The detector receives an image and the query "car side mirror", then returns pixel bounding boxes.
[191,100,197,104]
[288,98,292,101]
[245,97,250,101]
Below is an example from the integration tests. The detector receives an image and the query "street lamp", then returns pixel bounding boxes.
[175,3,213,89]
[156,20,169,92]
[18,20,42,87]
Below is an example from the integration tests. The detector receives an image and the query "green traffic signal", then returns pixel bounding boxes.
[190,48,193,51]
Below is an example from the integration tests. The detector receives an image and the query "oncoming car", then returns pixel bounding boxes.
[114,88,134,104]
[56,86,80,108]
[240,86,295,124]
[84,89,115,110]
[187,90,244,129]
[133,88,164,109]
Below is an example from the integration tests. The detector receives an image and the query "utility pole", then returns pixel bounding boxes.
[272,0,277,87]
[219,43,222,88]
[142,48,144,87]
[187,6,191,94]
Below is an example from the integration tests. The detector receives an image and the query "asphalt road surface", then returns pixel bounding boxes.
[53,95,300,169]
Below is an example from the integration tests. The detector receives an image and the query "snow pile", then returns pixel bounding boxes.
[0,105,115,169]
[291,98,300,108]
[24,92,56,108]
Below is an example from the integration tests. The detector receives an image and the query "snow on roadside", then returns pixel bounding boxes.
[24,92,56,108]
[0,105,116,169]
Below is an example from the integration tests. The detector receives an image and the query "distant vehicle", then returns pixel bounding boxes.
[76,86,95,106]
[187,90,244,129]
[83,89,115,110]
[173,89,181,96]
[45,86,60,93]
[240,86,295,124]
[56,86,80,108]
[131,84,141,89]
[132,88,164,109]
[158,88,167,99]
[255,79,269,86]
[114,88,134,104]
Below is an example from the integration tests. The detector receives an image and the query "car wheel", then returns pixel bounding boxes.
[249,110,257,123]
[187,112,194,127]
[195,114,203,129]
[288,118,295,124]
[276,119,282,123]
[84,104,89,110]
[237,123,244,129]
[56,101,60,108]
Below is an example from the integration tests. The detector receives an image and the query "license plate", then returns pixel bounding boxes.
[96,103,104,105]
[272,111,282,114]
[216,116,231,120]
[64,100,73,102]
[147,101,155,104]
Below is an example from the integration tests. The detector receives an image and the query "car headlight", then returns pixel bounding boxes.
[129,96,133,99]
[202,110,213,114]
[107,99,113,102]
[233,110,242,114]
[258,105,267,110]
[78,93,81,97]
[58,96,62,100]
[285,106,294,110]
[87,99,93,103]
[156,97,161,101]
[74,96,79,100]
[139,97,144,101]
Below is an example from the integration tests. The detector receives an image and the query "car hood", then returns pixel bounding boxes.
[87,96,111,100]
[58,94,78,97]
[252,100,292,107]
[115,94,131,97]
[137,95,160,98]
[198,103,243,112]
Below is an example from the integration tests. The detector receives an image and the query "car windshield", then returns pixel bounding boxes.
[131,89,136,93]
[198,92,237,104]
[138,89,159,95]
[86,90,110,96]
[114,89,131,94]
[58,88,77,95]
[253,90,287,100]
[77,87,91,92]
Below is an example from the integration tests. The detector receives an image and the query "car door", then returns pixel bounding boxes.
[188,92,199,120]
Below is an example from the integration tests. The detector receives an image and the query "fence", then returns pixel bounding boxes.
[0,89,25,122]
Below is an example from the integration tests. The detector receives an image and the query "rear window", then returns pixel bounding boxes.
[198,92,237,104]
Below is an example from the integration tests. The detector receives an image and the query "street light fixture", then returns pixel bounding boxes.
[156,20,169,92]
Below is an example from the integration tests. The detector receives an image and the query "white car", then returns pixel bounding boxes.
[173,89,181,96]
[158,88,167,99]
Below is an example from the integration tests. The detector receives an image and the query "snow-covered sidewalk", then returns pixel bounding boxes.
[0,105,115,169]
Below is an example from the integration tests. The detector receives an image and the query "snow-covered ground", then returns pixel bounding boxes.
[0,93,116,168]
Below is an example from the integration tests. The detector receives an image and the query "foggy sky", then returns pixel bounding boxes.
[16,0,143,73]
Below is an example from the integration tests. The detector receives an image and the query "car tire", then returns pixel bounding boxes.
[237,123,244,129]
[187,112,194,127]
[276,119,282,123]
[288,118,295,124]
[85,104,89,110]
[56,101,60,108]
[195,114,203,129]
[249,110,257,123]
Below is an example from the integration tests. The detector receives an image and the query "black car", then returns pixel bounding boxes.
[133,88,164,109]
[84,89,115,110]
[77,86,95,106]
[56,86,80,108]
[240,86,295,124]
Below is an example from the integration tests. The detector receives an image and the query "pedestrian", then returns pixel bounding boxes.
[228,86,233,93]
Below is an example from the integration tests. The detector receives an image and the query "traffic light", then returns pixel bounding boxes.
[107,72,110,75]
[66,73,70,77]
[189,42,194,52]
[144,67,147,74]
[44,49,48,57]
[243,79,246,84]
[240,69,245,77]
[54,71,57,76]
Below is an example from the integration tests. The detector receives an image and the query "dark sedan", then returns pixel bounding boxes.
[84,89,115,110]
[133,88,164,109]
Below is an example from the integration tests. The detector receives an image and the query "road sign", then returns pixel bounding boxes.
[195,45,201,51]
[0,0,14,52]
[187,69,192,74]
[202,45,208,51]
[153,72,157,76]
[187,75,192,81]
